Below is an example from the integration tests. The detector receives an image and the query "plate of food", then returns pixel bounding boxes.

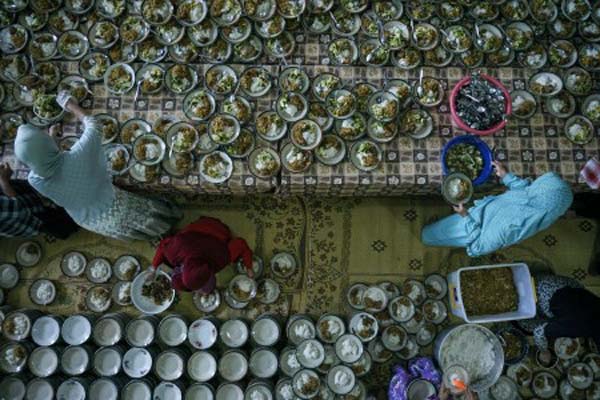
[413,77,444,108]
[183,89,216,121]
[545,91,576,119]
[88,20,119,49]
[109,41,138,63]
[582,94,600,124]
[564,115,594,145]
[48,9,79,34]
[312,73,342,102]
[326,89,356,120]
[32,94,63,122]
[136,63,164,95]
[58,75,89,103]
[131,269,175,314]
[510,90,537,119]
[564,67,593,96]
[350,140,382,172]
[221,17,252,43]
[328,37,358,65]
[57,30,88,60]
[113,281,132,306]
[442,25,472,53]
[279,67,310,94]
[264,31,295,58]
[162,151,195,177]
[368,91,399,122]
[168,36,199,63]
[232,35,263,63]
[200,150,233,184]
[220,95,252,126]
[308,102,334,132]
[228,274,257,303]
[208,113,240,145]
[120,15,150,44]
[256,111,287,142]
[113,255,141,281]
[129,163,160,182]
[529,72,563,97]
[175,0,207,26]
[205,64,238,96]
[239,66,271,98]
[96,0,126,18]
[367,118,398,143]
[79,52,111,82]
[281,142,313,173]
[96,114,119,144]
[335,113,367,142]
[104,63,135,95]
[138,36,167,63]
[0,24,28,54]
[12,75,45,107]
[276,92,308,123]
[104,144,130,175]
[188,18,218,46]
[132,133,166,166]
[249,147,280,179]
[120,118,152,145]
[209,0,242,25]
[28,32,57,61]
[290,119,322,151]
[141,0,174,25]
[86,286,112,312]
[442,172,473,205]
[165,64,197,95]
[166,122,198,153]
[224,128,255,159]
[315,135,346,166]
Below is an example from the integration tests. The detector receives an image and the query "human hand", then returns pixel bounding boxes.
[453,202,468,217]
[246,267,254,279]
[49,123,62,138]
[56,91,76,111]
[492,161,507,179]
[0,163,13,182]
[438,383,450,400]
[465,388,478,400]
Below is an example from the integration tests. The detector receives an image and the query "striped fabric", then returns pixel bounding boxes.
[0,182,45,237]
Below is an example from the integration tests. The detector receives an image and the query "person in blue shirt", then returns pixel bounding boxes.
[421,161,573,257]
[14,92,182,241]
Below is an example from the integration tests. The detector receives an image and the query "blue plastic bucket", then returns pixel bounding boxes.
[441,135,493,186]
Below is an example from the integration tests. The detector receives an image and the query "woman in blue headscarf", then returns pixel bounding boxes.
[422,161,573,257]
[14,92,182,241]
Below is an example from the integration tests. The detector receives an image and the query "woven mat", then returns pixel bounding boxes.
[2,196,599,394]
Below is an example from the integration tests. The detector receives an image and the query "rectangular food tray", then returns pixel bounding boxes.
[447,263,536,323]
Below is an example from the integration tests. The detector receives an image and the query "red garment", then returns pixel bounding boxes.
[152,217,253,292]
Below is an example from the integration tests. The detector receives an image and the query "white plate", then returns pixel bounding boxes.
[61,252,86,277]
[0,264,19,289]
[16,241,42,267]
[131,270,175,315]
[199,151,233,184]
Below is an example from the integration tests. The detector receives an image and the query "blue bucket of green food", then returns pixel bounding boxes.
[442,135,493,186]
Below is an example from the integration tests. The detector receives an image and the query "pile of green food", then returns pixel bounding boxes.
[445,143,484,180]
[461,268,518,316]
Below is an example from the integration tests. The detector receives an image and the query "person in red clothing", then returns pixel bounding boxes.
[151,217,253,293]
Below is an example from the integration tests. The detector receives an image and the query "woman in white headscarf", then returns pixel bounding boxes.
[14,92,182,241]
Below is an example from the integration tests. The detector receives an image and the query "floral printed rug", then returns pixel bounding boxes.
[2,195,598,396]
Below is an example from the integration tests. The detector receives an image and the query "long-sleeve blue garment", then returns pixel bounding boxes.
[422,172,573,257]
[14,117,115,225]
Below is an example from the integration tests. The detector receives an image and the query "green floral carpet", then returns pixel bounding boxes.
[2,196,598,393]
